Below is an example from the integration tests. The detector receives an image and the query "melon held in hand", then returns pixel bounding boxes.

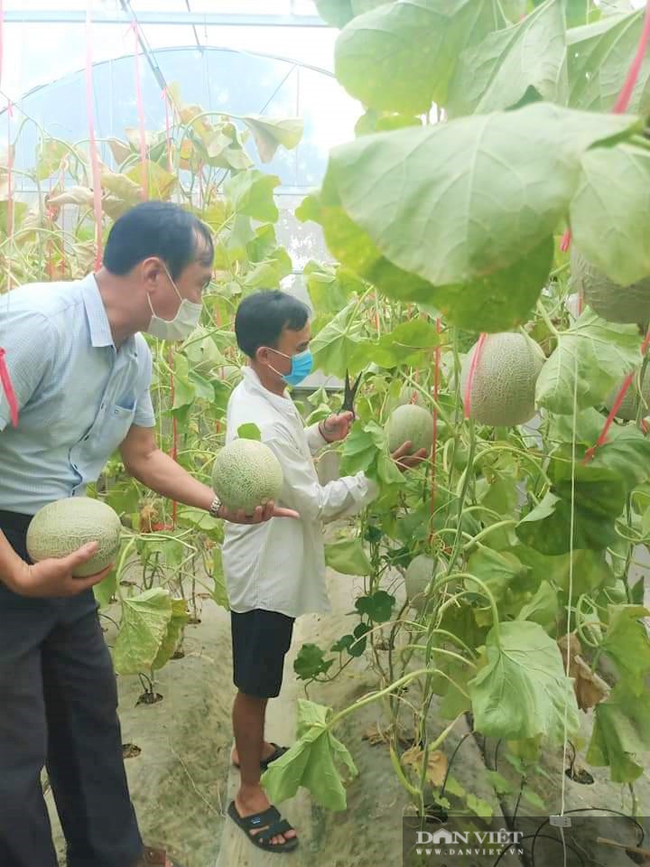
[26,497,122,577]
[386,404,434,455]
[212,438,284,514]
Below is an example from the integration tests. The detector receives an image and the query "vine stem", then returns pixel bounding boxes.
[326,667,433,730]
[536,301,561,340]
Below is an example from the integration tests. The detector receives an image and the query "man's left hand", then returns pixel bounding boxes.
[320,411,354,443]
[219,501,299,523]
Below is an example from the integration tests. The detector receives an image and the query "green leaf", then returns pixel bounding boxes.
[536,309,641,414]
[311,301,365,378]
[469,620,580,743]
[447,0,568,118]
[35,138,69,180]
[237,423,262,441]
[177,506,223,536]
[334,0,504,114]
[427,237,554,332]
[601,604,650,695]
[516,581,559,633]
[485,770,515,796]
[355,589,395,623]
[568,10,650,114]
[465,547,529,604]
[112,588,173,675]
[571,144,650,286]
[152,597,189,670]
[294,643,334,680]
[321,102,640,297]
[172,353,196,410]
[303,261,361,315]
[587,682,650,783]
[466,793,493,819]
[240,116,303,164]
[325,537,372,576]
[582,426,650,492]
[261,699,358,811]
[224,169,280,223]
[366,319,444,368]
[93,565,118,609]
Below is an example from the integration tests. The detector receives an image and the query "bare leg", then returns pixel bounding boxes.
[231,691,297,846]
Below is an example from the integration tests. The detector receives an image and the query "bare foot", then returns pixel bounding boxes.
[235,784,297,847]
[231,740,277,767]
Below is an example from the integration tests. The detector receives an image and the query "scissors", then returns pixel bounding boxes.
[342,369,363,418]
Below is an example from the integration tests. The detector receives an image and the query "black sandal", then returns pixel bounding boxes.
[227,800,299,854]
[232,742,289,771]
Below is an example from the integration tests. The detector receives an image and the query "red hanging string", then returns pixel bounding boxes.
[585,328,650,462]
[463,332,487,420]
[0,348,18,427]
[132,22,148,200]
[85,7,103,271]
[562,0,650,256]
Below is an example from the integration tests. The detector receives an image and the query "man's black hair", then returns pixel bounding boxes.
[103,201,214,280]
[235,290,310,359]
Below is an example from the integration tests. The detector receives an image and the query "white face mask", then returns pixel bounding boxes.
[145,262,203,342]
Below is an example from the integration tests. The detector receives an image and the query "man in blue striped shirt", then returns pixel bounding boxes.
[0,202,295,867]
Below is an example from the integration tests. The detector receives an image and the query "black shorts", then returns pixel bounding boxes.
[230,608,295,699]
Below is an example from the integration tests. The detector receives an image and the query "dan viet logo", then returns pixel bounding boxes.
[414,828,525,858]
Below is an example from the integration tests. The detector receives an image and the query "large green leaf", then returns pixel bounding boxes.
[516,490,622,555]
[325,537,372,576]
[536,309,641,414]
[366,319,444,368]
[568,10,650,114]
[261,699,358,811]
[334,0,504,114]
[465,546,530,604]
[240,116,303,164]
[321,103,639,288]
[224,169,280,223]
[447,0,568,118]
[570,144,650,286]
[112,588,173,675]
[601,604,650,695]
[303,261,362,315]
[513,545,614,599]
[469,620,579,742]
[470,620,579,742]
[310,301,366,377]
[587,682,650,782]
[515,581,559,633]
[314,0,395,27]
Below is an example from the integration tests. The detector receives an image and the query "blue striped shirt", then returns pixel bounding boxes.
[0,273,155,515]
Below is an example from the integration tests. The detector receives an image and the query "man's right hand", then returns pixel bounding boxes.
[7,542,114,598]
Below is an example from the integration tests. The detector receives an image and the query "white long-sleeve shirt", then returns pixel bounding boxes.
[221,366,379,618]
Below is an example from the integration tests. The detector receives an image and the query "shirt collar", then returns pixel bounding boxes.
[82,273,136,355]
[241,365,296,413]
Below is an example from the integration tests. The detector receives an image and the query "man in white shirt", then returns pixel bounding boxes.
[222,290,427,854]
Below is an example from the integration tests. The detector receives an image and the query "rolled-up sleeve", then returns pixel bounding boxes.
[304,422,328,456]
[0,311,56,432]
[264,426,379,524]
[133,343,156,428]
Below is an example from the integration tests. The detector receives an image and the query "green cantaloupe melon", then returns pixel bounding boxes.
[387,404,434,455]
[604,369,650,420]
[571,248,650,324]
[212,438,284,514]
[460,332,545,427]
[405,554,438,611]
[26,497,122,577]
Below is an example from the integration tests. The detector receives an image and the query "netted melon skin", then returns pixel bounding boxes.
[211,438,284,514]
[405,554,437,611]
[387,404,434,454]
[460,332,545,427]
[26,497,122,577]
[572,248,650,324]
[605,370,650,420]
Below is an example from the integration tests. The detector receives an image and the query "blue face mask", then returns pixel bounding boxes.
[268,348,313,386]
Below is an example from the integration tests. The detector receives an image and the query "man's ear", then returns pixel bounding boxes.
[140,257,165,290]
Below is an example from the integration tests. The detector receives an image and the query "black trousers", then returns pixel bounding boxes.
[0,511,143,867]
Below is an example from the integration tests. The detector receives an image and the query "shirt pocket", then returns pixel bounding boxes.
[94,402,136,457]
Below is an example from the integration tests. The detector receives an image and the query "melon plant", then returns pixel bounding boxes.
[571,248,650,325]
[26,497,122,577]
[386,403,434,455]
[390,384,426,411]
[211,438,284,514]
[460,332,545,427]
[605,369,650,420]
[404,554,438,611]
